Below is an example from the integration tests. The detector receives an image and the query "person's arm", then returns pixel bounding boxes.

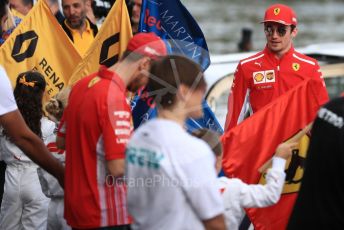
[107,159,125,177]
[238,142,297,208]
[224,63,250,131]
[203,214,226,230]
[103,94,131,177]
[313,61,329,105]
[0,110,64,188]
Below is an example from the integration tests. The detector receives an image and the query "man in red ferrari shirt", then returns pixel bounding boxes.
[225,4,329,131]
[57,33,167,229]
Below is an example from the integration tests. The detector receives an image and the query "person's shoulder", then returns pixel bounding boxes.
[319,97,344,120]
[41,117,56,137]
[185,134,214,157]
[87,18,98,34]
[239,50,265,66]
[72,73,101,90]
[129,119,160,142]
[292,50,318,66]
[218,176,245,198]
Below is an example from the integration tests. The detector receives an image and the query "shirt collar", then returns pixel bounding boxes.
[98,65,126,92]
[264,44,295,61]
[64,18,92,34]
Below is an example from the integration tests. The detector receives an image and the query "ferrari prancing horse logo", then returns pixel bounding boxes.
[274,8,280,15]
[293,63,300,71]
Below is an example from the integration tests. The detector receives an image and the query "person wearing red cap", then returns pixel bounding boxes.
[56,32,167,229]
[225,3,329,131]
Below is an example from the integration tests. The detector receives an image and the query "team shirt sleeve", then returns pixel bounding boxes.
[313,61,329,105]
[237,156,286,208]
[225,63,250,131]
[0,66,17,116]
[101,95,131,161]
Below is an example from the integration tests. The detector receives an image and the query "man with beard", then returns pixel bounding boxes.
[130,0,141,34]
[56,33,167,230]
[61,0,98,56]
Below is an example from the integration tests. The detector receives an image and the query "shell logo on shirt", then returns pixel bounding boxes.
[292,63,300,71]
[253,70,275,84]
[254,72,264,82]
[274,8,281,15]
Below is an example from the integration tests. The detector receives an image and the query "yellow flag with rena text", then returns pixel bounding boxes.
[0,0,82,100]
[68,0,132,86]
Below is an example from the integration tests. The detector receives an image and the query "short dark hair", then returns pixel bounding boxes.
[191,128,223,156]
[148,55,206,108]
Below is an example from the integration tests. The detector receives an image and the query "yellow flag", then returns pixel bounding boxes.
[68,0,132,85]
[0,0,82,99]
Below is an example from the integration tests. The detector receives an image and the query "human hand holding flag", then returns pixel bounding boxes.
[258,123,313,173]
[222,79,327,230]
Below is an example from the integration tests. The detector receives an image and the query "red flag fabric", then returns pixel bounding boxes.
[222,78,328,229]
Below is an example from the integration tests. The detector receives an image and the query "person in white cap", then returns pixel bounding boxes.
[225,3,329,131]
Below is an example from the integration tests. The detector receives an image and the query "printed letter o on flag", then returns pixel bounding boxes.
[99,32,120,67]
[11,30,39,63]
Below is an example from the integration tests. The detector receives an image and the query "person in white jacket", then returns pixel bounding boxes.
[0,71,51,230]
[37,87,71,230]
[192,129,297,230]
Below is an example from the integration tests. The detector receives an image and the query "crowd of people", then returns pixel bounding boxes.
[0,0,343,230]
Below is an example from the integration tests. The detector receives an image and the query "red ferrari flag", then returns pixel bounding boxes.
[222,78,328,229]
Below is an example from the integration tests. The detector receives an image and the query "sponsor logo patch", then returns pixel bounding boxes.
[265,70,275,82]
[253,72,265,84]
[253,70,275,84]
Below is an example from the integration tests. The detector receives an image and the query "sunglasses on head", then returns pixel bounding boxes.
[264,25,288,37]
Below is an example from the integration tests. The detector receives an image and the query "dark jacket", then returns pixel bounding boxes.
[288,97,344,230]
[55,11,65,25]
[61,18,98,42]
